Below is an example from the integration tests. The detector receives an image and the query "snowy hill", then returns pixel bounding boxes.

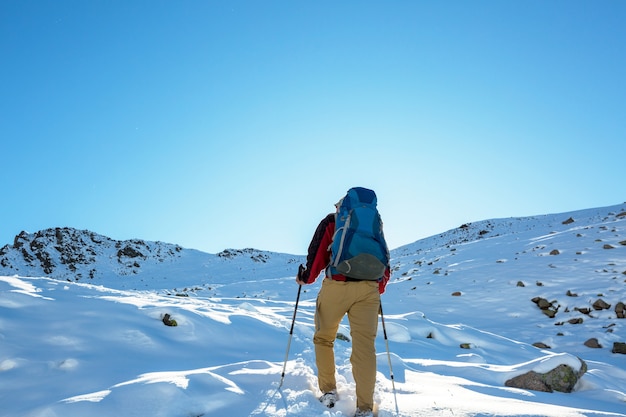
[0,227,304,291]
[390,204,626,353]
[1,203,625,417]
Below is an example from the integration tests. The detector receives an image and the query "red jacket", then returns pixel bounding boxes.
[300,213,390,294]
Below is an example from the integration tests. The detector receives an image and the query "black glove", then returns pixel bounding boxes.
[297,264,307,283]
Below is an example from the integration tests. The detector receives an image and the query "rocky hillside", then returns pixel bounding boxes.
[0,228,185,280]
[0,227,303,289]
[387,203,626,354]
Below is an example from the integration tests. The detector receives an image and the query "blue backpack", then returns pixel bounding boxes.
[328,187,389,281]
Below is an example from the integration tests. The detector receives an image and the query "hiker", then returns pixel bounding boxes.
[296,187,391,417]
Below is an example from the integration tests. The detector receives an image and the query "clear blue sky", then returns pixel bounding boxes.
[1,1,625,255]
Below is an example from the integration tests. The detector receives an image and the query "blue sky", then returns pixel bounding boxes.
[1,1,625,255]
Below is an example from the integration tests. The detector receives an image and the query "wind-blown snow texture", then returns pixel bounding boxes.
[1,204,625,417]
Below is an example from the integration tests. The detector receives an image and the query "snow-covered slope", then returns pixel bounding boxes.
[1,203,625,417]
[389,204,626,355]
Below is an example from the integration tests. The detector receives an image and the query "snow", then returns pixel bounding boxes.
[1,204,626,417]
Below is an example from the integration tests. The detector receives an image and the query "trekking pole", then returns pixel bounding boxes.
[278,266,304,389]
[380,302,400,416]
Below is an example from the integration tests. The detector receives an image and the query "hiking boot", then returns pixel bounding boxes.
[319,390,338,408]
[354,408,374,417]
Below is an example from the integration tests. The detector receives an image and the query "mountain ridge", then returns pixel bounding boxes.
[0,227,303,290]
[2,203,625,289]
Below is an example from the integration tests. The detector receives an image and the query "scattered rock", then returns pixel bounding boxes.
[460,343,472,349]
[593,299,611,311]
[612,342,626,354]
[568,318,584,325]
[566,290,578,297]
[603,244,615,250]
[451,291,462,296]
[562,217,575,225]
[616,302,625,318]
[532,297,559,318]
[336,332,350,342]
[584,338,602,348]
[162,313,178,327]
[544,310,557,318]
[516,281,525,287]
[533,342,551,349]
[533,297,551,309]
[549,249,560,256]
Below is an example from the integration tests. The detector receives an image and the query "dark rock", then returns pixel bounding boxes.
[117,245,144,259]
[584,338,602,348]
[505,359,586,393]
[593,299,611,311]
[575,307,591,315]
[543,309,557,318]
[542,362,587,392]
[612,342,626,354]
[533,297,551,309]
[532,297,559,318]
[506,371,551,392]
[162,313,178,327]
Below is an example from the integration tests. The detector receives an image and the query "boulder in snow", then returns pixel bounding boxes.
[505,359,587,393]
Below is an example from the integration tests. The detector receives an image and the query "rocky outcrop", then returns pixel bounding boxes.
[218,248,271,263]
[0,227,183,281]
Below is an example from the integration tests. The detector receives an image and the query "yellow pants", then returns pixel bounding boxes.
[314,278,380,411]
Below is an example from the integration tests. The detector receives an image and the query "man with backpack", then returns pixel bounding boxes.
[296,187,391,417]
